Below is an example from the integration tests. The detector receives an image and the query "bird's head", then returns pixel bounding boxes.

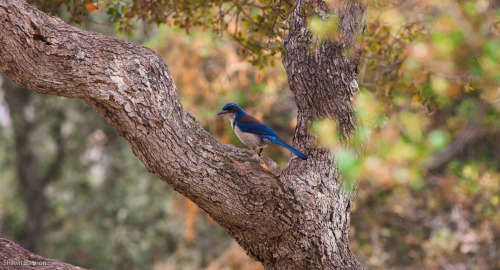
[217,103,245,118]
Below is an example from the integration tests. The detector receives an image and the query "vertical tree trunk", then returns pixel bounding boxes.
[2,76,66,253]
[271,0,366,269]
[4,78,46,253]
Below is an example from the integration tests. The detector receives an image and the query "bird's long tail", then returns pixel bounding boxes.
[264,136,308,160]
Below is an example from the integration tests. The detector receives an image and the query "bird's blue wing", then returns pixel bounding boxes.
[235,115,279,137]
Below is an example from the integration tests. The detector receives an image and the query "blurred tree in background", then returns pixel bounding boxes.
[1,0,500,269]
[350,0,500,268]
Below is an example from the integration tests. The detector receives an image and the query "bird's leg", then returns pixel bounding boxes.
[258,148,263,155]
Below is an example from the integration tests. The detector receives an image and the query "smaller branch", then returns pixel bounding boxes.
[0,237,88,269]
[234,7,239,36]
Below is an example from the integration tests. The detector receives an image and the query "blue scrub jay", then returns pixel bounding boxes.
[217,103,307,160]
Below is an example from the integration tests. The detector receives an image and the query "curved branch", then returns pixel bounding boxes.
[424,101,494,171]
[0,0,285,261]
[0,0,366,268]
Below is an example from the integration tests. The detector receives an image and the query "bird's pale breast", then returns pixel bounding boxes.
[233,124,268,149]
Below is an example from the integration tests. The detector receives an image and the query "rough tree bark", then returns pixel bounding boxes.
[0,0,365,269]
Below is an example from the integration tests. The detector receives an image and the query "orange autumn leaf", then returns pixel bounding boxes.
[85,3,104,12]
[85,3,97,12]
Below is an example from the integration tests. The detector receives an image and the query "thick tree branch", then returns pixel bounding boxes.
[0,0,285,262]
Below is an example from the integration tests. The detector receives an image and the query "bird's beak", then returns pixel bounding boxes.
[217,110,227,115]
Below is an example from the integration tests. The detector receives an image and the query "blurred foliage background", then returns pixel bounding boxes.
[1,0,500,269]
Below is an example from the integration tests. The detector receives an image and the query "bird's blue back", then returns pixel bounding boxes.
[235,114,279,138]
